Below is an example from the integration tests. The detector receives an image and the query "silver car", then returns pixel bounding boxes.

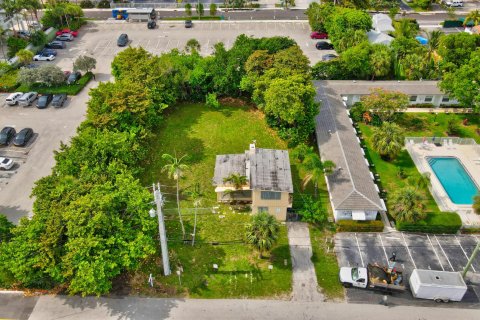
[0,157,14,170]
[18,92,38,107]
[6,92,23,106]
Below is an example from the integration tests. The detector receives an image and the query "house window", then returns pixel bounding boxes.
[442,96,449,103]
[409,95,417,102]
[342,210,353,218]
[258,207,269,213]
[261,191,281,200]
[425,96,433,102]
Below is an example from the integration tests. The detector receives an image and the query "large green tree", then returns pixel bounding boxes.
[369,44,392,80]
[341,42,372,80]
[371,122,405,160]
[361,88,409,122]
[438,32,477,68]
[245,212,279,258]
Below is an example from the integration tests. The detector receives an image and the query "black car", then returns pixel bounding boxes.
[185,20,193,28]
[322,54,339,61]
[46,41,66,49]
[147,20,156,29]
[117,34,129,47]
[39,48,57,56]
[0,127,16,145]
[52,94,67,108]
[36,94,53,109]
[13,128,34,147]
[315,41,334,50]
[67,71,81,85]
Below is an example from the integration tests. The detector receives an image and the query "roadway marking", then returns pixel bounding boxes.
[427,234,444,271]
[401,233,417,269]
[456,235,476,273]
[378,233,389,264]
[434,235,454,271]
[354,233,365,267]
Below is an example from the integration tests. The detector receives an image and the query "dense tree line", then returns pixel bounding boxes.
[0,35,314,295]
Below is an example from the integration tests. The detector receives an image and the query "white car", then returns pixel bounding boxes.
[56,33,73,41]
[6,92,24,106]
[0,157,14,170]
[33,54,55,61]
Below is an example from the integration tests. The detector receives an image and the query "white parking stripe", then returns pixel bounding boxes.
[378,234,389,264]
[401,233,417,269]
[455,235,476,272]
[434,235,454,271]
[427,234,444,271]
[354,233,365,267]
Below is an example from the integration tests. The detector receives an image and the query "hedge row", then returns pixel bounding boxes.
[16,72,93,95]
[396,212,462,234]
[336,220,384,232]
[460,227,480,234]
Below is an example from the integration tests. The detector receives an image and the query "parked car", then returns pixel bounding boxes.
[0,127,16,145]
[56,28,79,37]
[38,48,57,56]
[36,94,53,109]
[185,20,193,28]
[17,30,31,39]
[18,92,38,107]
[23,63,39,69]
[13,128,34,147]
[56,33,74,41]
[322,53,338,61]
[33,54,55,61]
[310,31,328,39]
[0,157,14,170]
[147,20,156,29]
[316,41,334,50]
[67,71,82,85]
[445,0,463,6]
[117,34,129,47]
[52,94,67,108]
[46,41,66,49]
[6,92,23,106]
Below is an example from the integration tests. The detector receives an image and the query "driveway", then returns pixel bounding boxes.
[287,222,324,301]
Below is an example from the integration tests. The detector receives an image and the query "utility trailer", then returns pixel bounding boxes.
[409,269,467,303]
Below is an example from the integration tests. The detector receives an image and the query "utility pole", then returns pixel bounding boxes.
[462,241,480,279]
[152,183,171,276]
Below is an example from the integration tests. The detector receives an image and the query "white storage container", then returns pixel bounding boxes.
[409,269,467,302]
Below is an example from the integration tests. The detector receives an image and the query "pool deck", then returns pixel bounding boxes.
[406,139,480,227]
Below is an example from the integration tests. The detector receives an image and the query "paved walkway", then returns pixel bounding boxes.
[287,222,324,302]
[26,295,480,320]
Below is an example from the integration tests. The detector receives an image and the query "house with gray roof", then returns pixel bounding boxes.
[213,144,293,220]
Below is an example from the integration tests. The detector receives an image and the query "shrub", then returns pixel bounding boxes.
[349,102,368,123]
[461,227,480,234]
[210,3,217,16]
[16,72,93,95]
[396,212,462,234]
[7,37,28,58]
[97,0,110,8]
[0,69,19,92]
[412,0,430,10]
[336,220,384,232]
[299,195,328,225]
[80,0,95,8]
[447,118,461,135]
[205,92,220,109]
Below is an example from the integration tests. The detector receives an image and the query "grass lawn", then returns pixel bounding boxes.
[310,225,344,300]
[359,112,480,216]
[133,102,292,298]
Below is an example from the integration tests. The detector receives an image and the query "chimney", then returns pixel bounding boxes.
[249,140,256,154]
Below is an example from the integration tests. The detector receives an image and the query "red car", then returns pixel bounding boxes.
[55,28,79,37]
[310,31,328,39]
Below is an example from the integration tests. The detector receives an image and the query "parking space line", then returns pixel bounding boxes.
[401,232,417,269]
[434,235,454,271]
[456,235,475,272]
[354,233,365,267]
[427,234,444,271]
[377,234,389,264]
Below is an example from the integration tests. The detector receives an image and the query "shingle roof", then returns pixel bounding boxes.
[212,154,246,185]
[314,81,385,211]
[250,148,293,193]
[213,148,293,193]
[322,80,443,96]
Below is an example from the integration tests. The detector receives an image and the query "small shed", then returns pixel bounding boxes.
[372,14,395,33]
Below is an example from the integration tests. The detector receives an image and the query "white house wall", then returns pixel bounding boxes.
[343,94,459,107]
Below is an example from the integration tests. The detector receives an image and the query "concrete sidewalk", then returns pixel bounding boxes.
[27,295,480,320]
[287,222,324,301]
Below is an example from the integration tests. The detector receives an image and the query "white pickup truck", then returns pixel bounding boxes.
[339,264,406,293]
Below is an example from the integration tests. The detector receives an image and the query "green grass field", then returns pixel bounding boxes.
[134,103,293,298]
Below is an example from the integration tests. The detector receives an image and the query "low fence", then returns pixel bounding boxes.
[405,137,478,145]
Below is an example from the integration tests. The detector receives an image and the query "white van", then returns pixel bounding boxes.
[446,0,463,7]
[6,92,24,106]
[18,92,38,107]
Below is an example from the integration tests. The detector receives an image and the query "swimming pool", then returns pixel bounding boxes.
[427,157,479,205]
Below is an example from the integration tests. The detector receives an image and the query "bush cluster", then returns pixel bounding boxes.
[336,220,384,232]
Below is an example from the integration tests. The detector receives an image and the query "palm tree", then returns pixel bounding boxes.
[390,186,426,223]
[408,172,431,192]
[185,183,204,246]
[301,152,336,198]
[465,10,480,26]
[426,30,442,60]
[245,212,279,258]
[394,19,416,39]
[162,152,189,238]
[371,122,405,160]
[15,49,33,65]
[222,173,248,201]
[370,44,392,80]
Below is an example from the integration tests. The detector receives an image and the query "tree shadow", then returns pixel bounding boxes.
[0,205,31,225]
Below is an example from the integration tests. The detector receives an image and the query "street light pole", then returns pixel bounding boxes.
[462,241,480,279]
[152,183,171,276]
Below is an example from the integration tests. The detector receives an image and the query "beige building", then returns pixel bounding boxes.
[212,144,293,220]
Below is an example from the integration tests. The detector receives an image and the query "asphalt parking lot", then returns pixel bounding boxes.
[335,232,480,308]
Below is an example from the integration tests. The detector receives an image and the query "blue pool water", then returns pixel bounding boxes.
[427,157,479,205]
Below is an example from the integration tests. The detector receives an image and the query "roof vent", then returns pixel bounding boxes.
[435,276,440,280]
